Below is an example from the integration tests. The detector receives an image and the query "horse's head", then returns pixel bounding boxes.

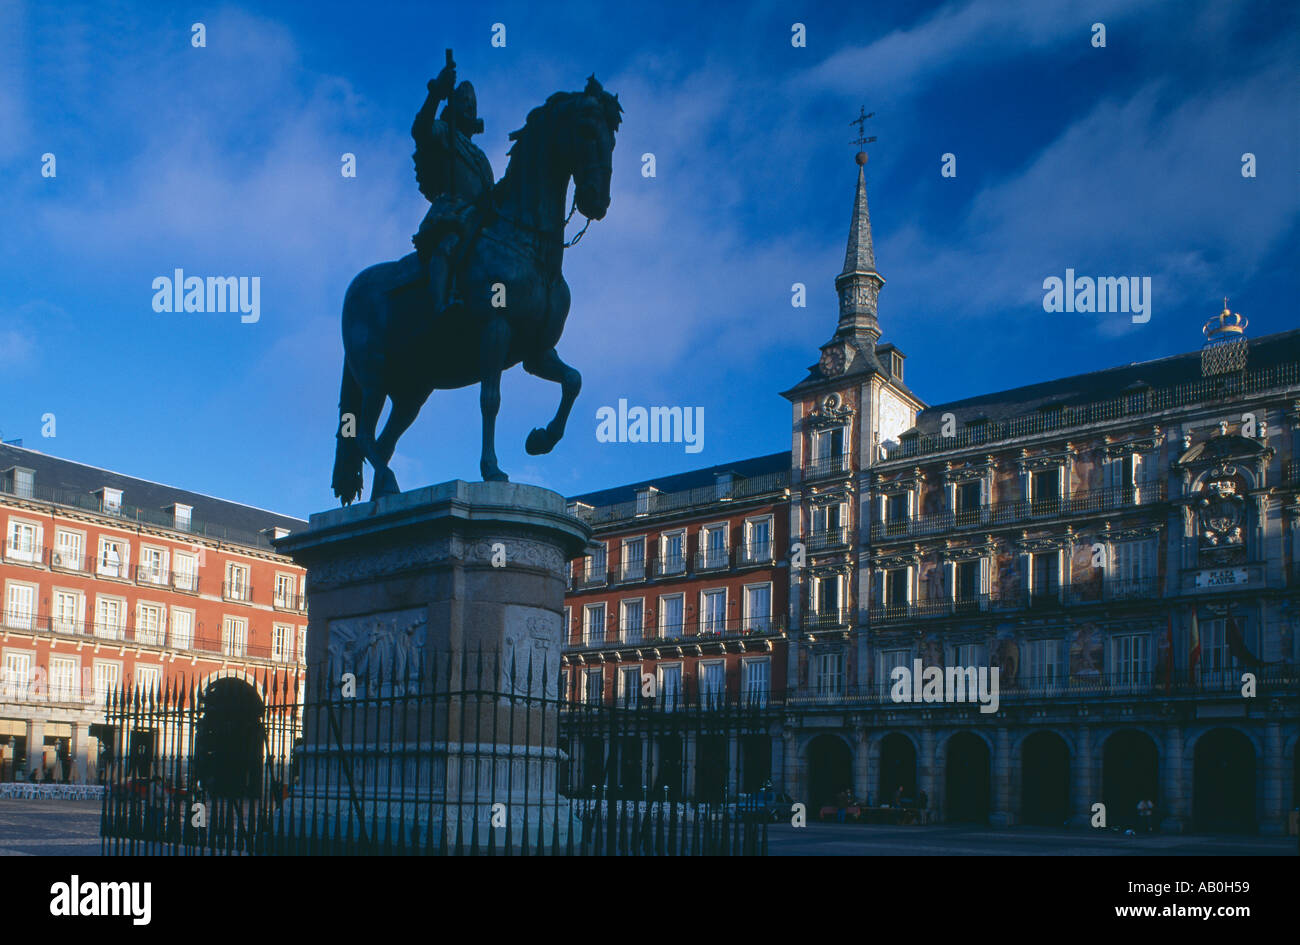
[567,76,621,220]
[505,78,621,228]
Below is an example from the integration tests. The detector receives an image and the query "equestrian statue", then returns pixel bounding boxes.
[331,50,622,504]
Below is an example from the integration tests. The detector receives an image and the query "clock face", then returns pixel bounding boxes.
[878,390,910,444]
[820,346,846,377]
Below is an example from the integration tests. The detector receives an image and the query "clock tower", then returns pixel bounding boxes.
[779,144,927,724]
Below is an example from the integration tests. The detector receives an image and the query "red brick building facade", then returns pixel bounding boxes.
[561,453,790,714]
[0,443,306,783]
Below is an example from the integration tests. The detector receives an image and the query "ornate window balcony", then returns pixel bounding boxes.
[804,527,849,553]
[803,609,850,631]
[737,540,774,566]
[136,565,171,586]
[222,581,254,603]
[655,554,687,577]
[564,616,786,651]
[868,578,1165,625]
[617,561,646,584]
[869,480,1168,540]
[572,565,607,589]
[694,548,731,572]
[3,542,44,567]
[804,454,851,481]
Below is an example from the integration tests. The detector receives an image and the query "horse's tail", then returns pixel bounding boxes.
[331,365,364,505]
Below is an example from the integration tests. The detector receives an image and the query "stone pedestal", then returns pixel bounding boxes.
[276,480,591,852]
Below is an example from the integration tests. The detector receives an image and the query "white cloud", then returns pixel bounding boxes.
[797,0,1170,100]
[876,53,1297,335]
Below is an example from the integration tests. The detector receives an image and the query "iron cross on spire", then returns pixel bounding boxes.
[850,106,876,152]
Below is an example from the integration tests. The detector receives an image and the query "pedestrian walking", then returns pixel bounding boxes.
[1137,798,1155,833]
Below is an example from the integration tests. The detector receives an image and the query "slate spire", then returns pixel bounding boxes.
[833,158,886,345]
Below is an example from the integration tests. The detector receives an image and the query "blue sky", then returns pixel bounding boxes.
[1,0,1296,518]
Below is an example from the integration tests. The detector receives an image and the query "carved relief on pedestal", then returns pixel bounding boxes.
[327,607,428,697]
[501,604,563,698]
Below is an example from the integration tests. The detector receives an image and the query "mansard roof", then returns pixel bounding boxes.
[568,450,790,509]
[0,442,306,548]
[906,328,1300,437]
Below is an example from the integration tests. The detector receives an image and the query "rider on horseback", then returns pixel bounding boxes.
[411,55,494,321]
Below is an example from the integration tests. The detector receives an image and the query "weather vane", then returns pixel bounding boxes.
[850,106,876,165]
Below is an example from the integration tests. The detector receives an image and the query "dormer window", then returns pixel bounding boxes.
[170,503,192,531]
[3,467,35,499]
[635,487,658,516]
[715,472,734,500]
[890,351,904,379]
[96,487,123,515]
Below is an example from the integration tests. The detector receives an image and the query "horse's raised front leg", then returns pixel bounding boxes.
[523,347,581,455]
[479,316,512,481]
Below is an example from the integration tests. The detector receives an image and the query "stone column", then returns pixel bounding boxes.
[782,727,799,801]
[276,480,591,852]
[853,727,869,802]
[72,722,93,785]
[26,719,44,779]
[1262,721,1285,836]
[1161,724,1188,833]
[990,728,1013,827]
[769,727,783,792]
[919,727,937,817]
[1069,725,1094,828]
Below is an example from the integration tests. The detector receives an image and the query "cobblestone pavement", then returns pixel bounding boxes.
[1,800,1293,857]
[0,800,101,856]
[766,821,1298,856]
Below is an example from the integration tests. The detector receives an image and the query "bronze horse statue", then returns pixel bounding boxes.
[331,77,621,503]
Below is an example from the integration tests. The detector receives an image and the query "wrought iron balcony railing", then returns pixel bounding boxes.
[803,454,851,480]
[870,481,1167,540]
[868,577,1163,624]
[0,609,288,663]
[654,554,688,577]
[571,563,607,589]
[804,527,850,553]
[694,547,731,572]
[2,542,44,566]
[171,571,201,593]
[136,565,170,586]
[222,581,253,603]
[617,560,647,584]
[803,609,850,631]
[50,549,87,572]
[736,539,775,566]
[567,616,786,649]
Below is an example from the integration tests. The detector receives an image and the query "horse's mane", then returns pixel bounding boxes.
[503,76,622,162]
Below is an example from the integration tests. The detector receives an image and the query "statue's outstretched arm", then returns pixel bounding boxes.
[413,64,457,142]
[412,91,446,143]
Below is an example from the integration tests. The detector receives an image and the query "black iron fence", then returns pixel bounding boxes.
[99,654,769,856]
